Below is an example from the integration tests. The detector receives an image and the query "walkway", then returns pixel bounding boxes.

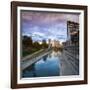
[21,48,52,70]
[60,50,79,75]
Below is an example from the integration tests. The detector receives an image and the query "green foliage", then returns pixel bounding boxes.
[41,39,48,48]
[22,36,48,57]
[22,36,33,47]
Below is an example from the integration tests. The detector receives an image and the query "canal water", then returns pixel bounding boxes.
[22,51,62,78]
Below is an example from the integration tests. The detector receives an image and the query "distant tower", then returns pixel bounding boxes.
[52,40,60,48]
[48,39,52,49]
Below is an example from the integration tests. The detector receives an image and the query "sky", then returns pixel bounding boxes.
[21,10,79,43]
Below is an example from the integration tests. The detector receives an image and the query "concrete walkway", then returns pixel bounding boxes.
[59,50,79,76]
[21,49,52,70]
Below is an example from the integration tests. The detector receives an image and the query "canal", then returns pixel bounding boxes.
[22,50,62,78]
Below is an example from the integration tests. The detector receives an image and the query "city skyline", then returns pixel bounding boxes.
[21,10,79,43]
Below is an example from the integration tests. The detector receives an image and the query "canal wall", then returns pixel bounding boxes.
[60,49,79,75]
[21,49,52,70]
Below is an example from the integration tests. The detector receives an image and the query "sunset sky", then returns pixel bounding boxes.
[21,10,79,43]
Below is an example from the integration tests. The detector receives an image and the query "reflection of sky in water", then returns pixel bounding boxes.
[35,56,60,77]
[22,51,61,78]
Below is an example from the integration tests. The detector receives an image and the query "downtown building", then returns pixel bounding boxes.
[62,21,79,60]
[62,21,79,75]
[63,21,79,47]
[48,39,63,50]
[67,21,79,46]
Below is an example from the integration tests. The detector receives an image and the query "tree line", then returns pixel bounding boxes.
[22,35,48,57]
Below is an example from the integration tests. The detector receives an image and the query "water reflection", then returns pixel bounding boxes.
[22,51,61,78]
[43,55,48,61]
[51,51,61,57]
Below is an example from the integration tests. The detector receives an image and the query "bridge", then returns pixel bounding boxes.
[21,48,52,70]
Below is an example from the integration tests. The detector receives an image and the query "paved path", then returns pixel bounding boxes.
[59,50,79,76]
[21,49,52,70]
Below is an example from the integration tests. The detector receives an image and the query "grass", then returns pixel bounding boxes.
[22,48,41,57]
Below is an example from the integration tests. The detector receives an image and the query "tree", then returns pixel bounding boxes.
[33,41,40,48]
[22,35,33,47]
[41,39,48,48]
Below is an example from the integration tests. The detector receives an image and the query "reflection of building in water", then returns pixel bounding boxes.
[43,55,48,61]
[51,51,61,57]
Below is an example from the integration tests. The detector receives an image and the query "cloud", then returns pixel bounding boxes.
[21,11,79,25]
[21,10,79,42]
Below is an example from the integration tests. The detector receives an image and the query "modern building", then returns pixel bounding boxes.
[48,39,61,48]
[52,40,61,48]
[48,39,52,48]
[67,21,79,46]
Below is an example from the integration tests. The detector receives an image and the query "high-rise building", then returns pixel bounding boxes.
[52,40,60,48]
[48,39,52,48]
[67,21,79,46]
